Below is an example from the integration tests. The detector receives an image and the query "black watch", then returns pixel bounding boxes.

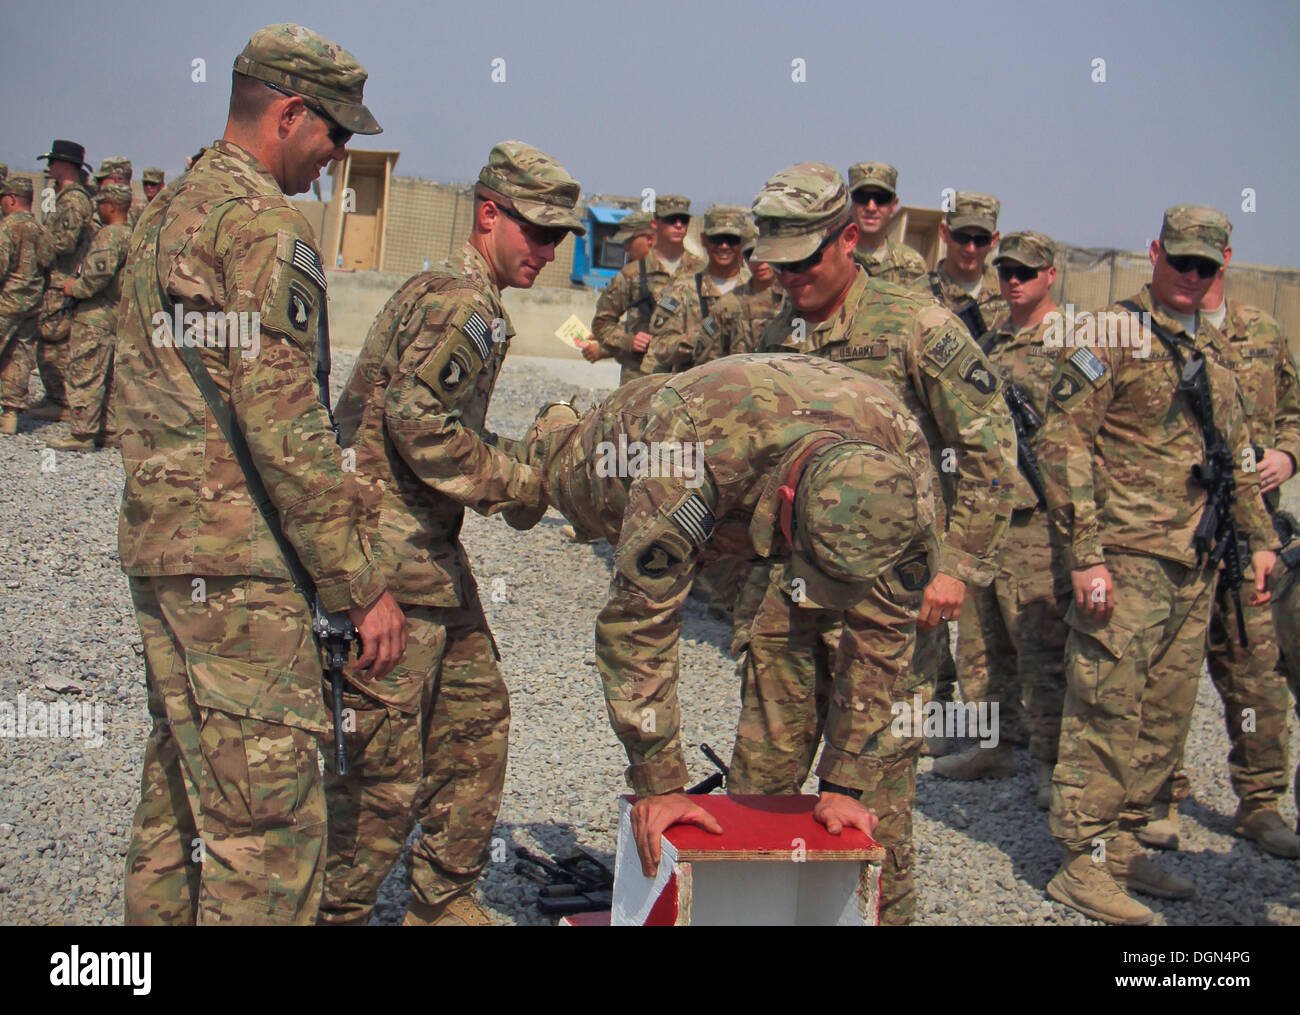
[818,780,862,800]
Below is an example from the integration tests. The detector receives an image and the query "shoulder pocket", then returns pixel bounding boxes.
[263,232,327,350]
[413,303,493,404]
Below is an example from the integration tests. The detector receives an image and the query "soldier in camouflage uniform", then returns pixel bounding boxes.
[34,139,96,420]
[93,158,139,230]
[116,24,406,925]
[644,205,750,374]
[322,140,583,927]
[1038,205,1279,926]
[141,168,166,206]
[588,194,704,385]
[580,210,653,364]
[513,353,939,924]
[935,233,1070,801]
[724,242,786,357]
[46,182,133,452]
[848,162,926,285]
[1269,549,1300,835]
[0,178,51,435]
[751,164,1016,921]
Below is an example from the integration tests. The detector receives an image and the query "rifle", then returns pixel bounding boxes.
[931,273,987,342]
[626,258,654,336]
[1003,381,1048,507]
[514,845,614,916]
[686,742,729,795]
[1255,450,1300,571]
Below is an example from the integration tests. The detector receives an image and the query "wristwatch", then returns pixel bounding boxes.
[817,780,863,800]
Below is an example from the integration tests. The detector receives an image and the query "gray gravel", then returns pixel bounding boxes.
[0,353,1296,926]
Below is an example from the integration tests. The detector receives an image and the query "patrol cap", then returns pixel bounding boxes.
[751,162,852,264]
[477,139,586,236]
[788,439,929,610]
[701,204,751,239]
[96,182,133,208]
[848,162,898,197]
[233,23,382,135]
[38,139,92,173]
[1159,204,1232,266]
[993,230,1056,269]
[611,209,654,243]
[142,168,165,185]
[95,157,132,182]
[947,191,1000,234]
[653,194,691,219]
[3,177,33,200]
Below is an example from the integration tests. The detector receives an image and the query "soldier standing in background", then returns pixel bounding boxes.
[580,209,652,363]
[92,158,137,229]
[34,139,95,422]
[323,140,583,926]
[141,168,166,205]
[848,162,927,285]
[115,23,405,925]
[0,177,51,435]
[46,182,133,452]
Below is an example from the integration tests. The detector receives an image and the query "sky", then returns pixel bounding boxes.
[2,0,1297,266]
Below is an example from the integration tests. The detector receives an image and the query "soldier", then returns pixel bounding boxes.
[935,232,1069,803]
[45,183,132,452]
[1038,205,1278,925]
[848,162,926,285]
[643,204,750,374]
[141,168,166,205]
[0,165,7,186]
[0,177,51,435]
[513,353,939,921]
[721,239,786,358]
[1269,542,1300,836]
[580,209,652,363]
[34,139,95,422]
[588,194,704,385]
[322,140,583,926]
[752,164,1016,921]
[93,158,138,229]
[116,23,405,925]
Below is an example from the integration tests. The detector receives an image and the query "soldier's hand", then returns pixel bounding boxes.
[61,280,74,297]
[918,572,966,630]
[347,591,407,683]
[814,792,879,839]
[632,330,653,354]
[1072,564,1113,621]
[1250,550,1277,606]
[1257,449,1295,493]
[580,340,602,363]
[630,791,723,877]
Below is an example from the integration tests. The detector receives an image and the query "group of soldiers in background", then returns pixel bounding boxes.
[5,21,1297,929]
[0,141,164,448]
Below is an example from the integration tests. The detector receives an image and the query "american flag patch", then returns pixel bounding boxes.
[292,239,327,292]
[1069,346,1106,382]
[462,312,492,361]
[671,495,715,547]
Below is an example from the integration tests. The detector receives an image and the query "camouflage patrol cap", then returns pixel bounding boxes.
[477,140,586,236]
[993,231,1056,269]
[847,162,898,196]
[95,157,132,182]
[653,194,691,219]
[141,168,165,185]
[789,439,928,609]
[96,182,132,207]
[233,23,382,135]
[2,177,33,200]
[751,162,852,263]
[1159,205,1232,266]
[947,191,1000,234]
[701,204,751,239]
[611,209,654,242]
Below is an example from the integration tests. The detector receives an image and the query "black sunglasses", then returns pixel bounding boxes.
[852,189,895,207]
[706,234,742,247]
[495,202,568,248]
[1165,253,1219,280]
[950,230,993,248]
[996,263,1041,283]
[264,81,353,146]
[659,214,690,227]
[775,220,851,275]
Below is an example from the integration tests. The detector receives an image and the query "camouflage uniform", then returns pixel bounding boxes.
[1269,555,1300,826]
[321,141,582,925]
[37,148,96,407]
[1038,206,1277,922]
[141,168,165,207]
[117,24,386,925]
[0,179,50,421]
[57,183,132,444]
[847,162,927,286]
[516,353,938,925]
[93,158,139,230]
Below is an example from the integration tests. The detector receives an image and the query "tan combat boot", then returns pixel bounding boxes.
[932,740,1015,780]
[1036,761,1054,810]
[1109,830,1194,899]
[402,893,495,926]
[0,410,17,436]
[922,735,954,757]
[45,432,97,453]
[27,398,68,421]
[1136,799,1179,850]
[1232,804,1300,859]
[1047,849,1153,925]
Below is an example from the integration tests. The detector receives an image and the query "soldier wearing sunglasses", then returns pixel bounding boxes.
[847,162,926,286]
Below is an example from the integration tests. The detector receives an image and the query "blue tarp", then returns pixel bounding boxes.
[589,205,630,224]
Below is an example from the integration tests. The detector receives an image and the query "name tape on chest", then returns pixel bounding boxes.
[292,239,327,292]
[462,310,492,362]
[1068,346,1106,383]
[671,494,715,547]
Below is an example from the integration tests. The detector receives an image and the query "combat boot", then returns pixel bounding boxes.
[1036,761,1054,810]
[45,432,97,453]
[922,735,954,757]
[1136,800,1180,850]
[0,410,17,436]
[26,398,68,422]
[1232,805,1300,859]
[932,741,1014,780]
[1109,831,1194,900]
[402,893,494,926]
[1046,850,1153,926]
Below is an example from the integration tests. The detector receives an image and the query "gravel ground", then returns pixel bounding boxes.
[0,353,1296,926]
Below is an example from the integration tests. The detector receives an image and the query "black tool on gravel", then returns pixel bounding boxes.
[514,845,613,916]
[686,742,729,795]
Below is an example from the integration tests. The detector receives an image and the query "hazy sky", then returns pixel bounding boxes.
[3,0,1297,266]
